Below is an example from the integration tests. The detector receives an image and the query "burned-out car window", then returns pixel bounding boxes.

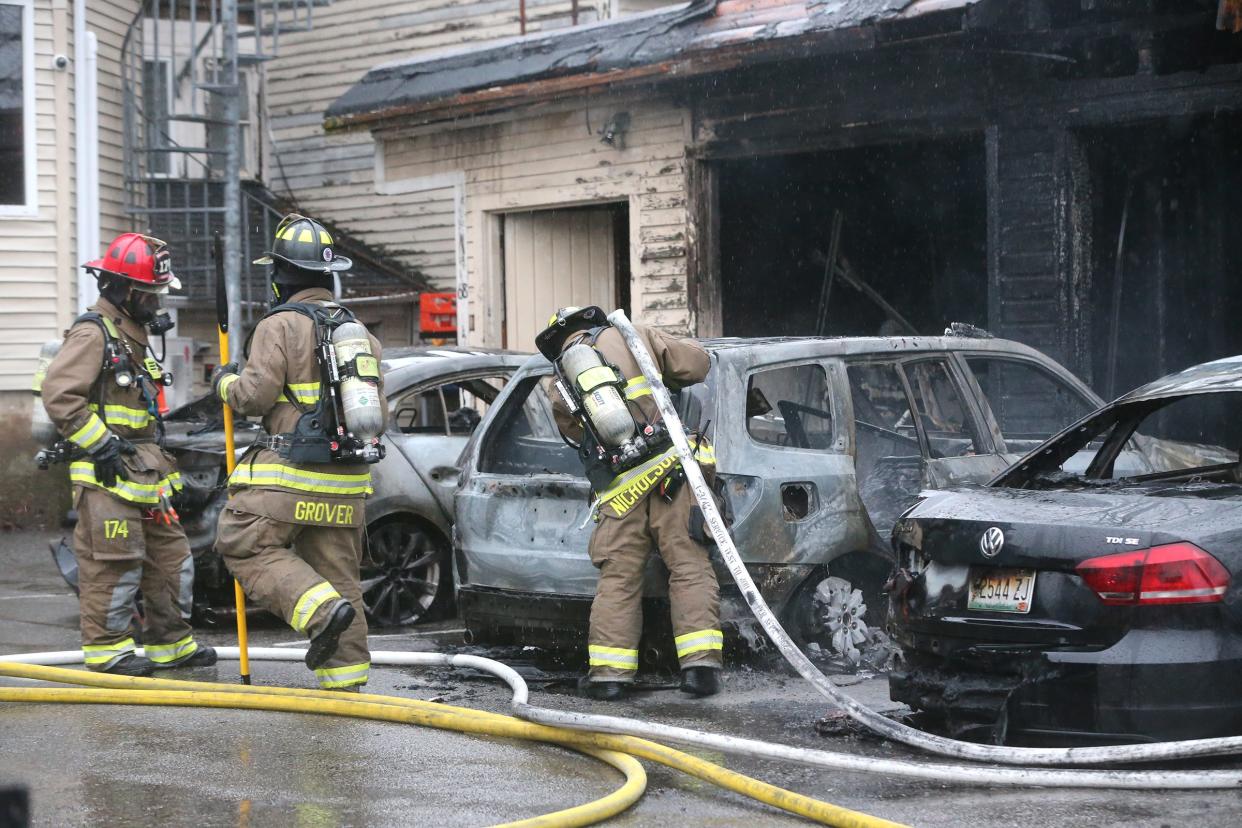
[478,374,582,476]
[390,374,510,436]
[903,359,983,458]
[1000,391,1242,487]
[746,363,832,449]
[966,356,1094,452]
[847,362,920,456]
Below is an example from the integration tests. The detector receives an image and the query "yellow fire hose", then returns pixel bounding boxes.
[0,663,904,828]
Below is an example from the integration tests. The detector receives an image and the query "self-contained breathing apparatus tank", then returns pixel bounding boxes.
[255,302,386,466]
[332,321,385,441]
[30,340,61,449]
[551,334,670,481]
[559,343,634,449]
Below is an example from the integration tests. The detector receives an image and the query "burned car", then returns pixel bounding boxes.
[453,331,1106,664]
[889,355,1242,744]
[54,347,526,627]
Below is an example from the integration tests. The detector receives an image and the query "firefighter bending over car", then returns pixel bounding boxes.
[212,214,385,691]
[39,234,215,676]
[538,307,723,700]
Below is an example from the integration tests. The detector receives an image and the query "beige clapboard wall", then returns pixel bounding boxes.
[378,92,692,346]
[263,0,603,295]
[0,0,139,396]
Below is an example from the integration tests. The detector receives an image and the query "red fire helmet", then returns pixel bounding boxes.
[83,233,181,293]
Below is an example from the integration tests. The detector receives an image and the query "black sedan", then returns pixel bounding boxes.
[888,355,1242,745]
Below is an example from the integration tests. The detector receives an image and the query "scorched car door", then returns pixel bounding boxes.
[900,357,1011,491]
[387,372,513,518]
[716,357,868,567]
[455,371,599,596]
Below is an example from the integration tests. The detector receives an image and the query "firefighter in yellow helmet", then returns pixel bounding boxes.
[212,214,385,691]
[40,233,215,675]
[537,306,722,700]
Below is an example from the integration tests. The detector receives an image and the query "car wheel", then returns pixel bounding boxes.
[788,556,897,670]
[361,518,450,627]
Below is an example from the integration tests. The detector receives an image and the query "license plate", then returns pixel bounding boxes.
[967,567,1036,614]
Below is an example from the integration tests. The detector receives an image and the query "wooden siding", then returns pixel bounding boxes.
[0,1,61,395]
[0,0,137,395]
[87,2,138,246]
[379,92,691,346]
[264,0,604,293]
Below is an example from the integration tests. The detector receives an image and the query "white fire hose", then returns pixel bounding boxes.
[8,312,1242,791]
[532,309,1242,778]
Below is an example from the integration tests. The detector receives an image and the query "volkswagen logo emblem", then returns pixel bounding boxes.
[980,527,1005,559]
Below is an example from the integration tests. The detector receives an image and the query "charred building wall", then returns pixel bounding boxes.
[688,0,1242,394]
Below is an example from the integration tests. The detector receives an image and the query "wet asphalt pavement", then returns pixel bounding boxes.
[2,527,1242,827]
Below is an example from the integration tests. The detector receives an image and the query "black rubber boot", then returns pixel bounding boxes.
[577,675,628,701]
[103,654,155,677]
[305,600,356,670]
[162,645,218,669]
[679,666,721,697]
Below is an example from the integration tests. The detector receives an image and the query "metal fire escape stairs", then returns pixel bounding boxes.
[121,0,417,335]
[123,1,326,331]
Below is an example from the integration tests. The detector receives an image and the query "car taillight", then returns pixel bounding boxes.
[1076,542,1230,606]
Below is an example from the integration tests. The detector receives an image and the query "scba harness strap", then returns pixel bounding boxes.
[242,301,384,466]
[74,312,166,434]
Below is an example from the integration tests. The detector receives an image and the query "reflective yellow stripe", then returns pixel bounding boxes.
[229,463,373,496]
[315,661,369,688]
[70,462,182,504]
[89,403,153,429]
[83,637,136,665]
[217,373,239,401]
[597,447,679,516]
[692,438,716,466]
[144,635,198,664]
[575,365,616,392]
[588,645,639,670]
[319,230,332,245]
[623,376,652,400]
[674,629,724,657]
[68,413,108,450]
[298,229,313,243]
[276,381,322,404]
[291,581,340,632]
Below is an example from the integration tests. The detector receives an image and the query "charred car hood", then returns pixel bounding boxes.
[898,486,1242,569]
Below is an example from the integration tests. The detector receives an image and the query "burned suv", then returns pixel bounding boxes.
[453,330,1104,665]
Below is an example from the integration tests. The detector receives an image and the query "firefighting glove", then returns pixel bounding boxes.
[91,435,137,489]
[212,361,240,402]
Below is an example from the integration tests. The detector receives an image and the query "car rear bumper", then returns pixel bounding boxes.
[890,627,1242,744]
[459,586,593,650]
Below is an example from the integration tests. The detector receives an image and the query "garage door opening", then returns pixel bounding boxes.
[500,203,630,349]
[1084,113,1242,419]
[718,137,987,338]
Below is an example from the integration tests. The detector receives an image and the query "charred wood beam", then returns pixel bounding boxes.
[1220,0,1242,32]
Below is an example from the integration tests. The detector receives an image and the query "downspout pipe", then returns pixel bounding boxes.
[73,0,99,315]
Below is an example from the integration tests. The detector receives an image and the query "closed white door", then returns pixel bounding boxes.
[502,206,622,350]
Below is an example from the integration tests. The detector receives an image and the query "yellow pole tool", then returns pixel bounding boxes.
[214,232,251,684]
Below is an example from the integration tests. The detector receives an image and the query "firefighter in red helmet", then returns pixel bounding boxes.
[40,233,216,675]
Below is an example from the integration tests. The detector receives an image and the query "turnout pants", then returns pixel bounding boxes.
[216,499,370,689]
[71,487,199,670]
[586,483,723,682]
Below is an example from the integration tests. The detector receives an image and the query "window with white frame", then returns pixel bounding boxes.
[0,0,34,214]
